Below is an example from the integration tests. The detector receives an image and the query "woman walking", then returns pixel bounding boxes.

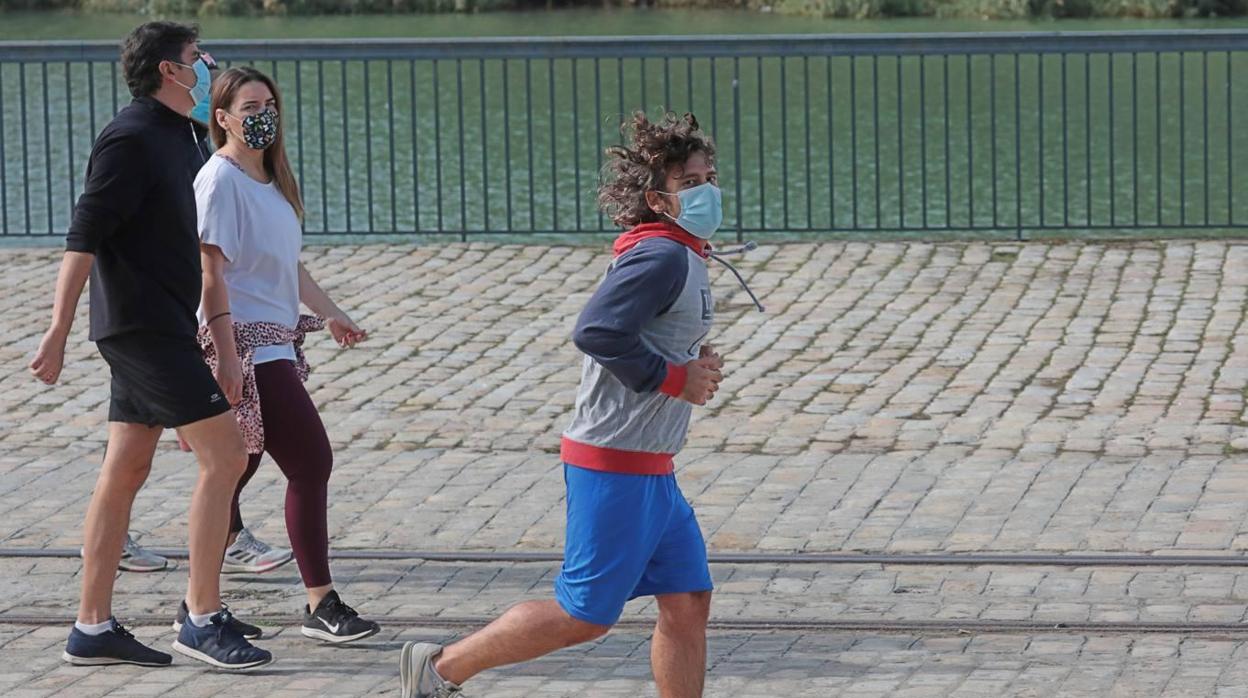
[184,66,380,644]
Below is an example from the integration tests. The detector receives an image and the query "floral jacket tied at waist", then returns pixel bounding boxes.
[195,314,326,455]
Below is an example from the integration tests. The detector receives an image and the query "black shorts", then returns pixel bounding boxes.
[96,332,230,429]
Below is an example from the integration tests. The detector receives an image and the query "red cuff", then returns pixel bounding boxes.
[659,362,687,397]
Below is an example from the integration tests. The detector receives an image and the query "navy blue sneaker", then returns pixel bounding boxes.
[63,618,172,667]
[172,600,262,640]
[172,609,273,670]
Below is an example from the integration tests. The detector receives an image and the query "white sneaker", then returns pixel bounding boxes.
[221,528,293,574]
[80,534,169,573]
[399,642,463,698]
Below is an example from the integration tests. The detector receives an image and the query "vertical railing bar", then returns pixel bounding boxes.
[88,61,97,145]
[1202,51,1209,226]
[873,55,881,229]
[341,60,352,233]
[851,55,859,229]
[388,60,397,232]
[526,58,535,231]
[920,54,928,229]
[548,58,557,233]
[410,59,421,233]
[828,55,836,230]
[295,60,305,207]
[1180,51,1186,226]
[65,62,75,219]
[1062,52,1069,227]
[1085,53,1092,228]
[803,56,812,229]
[943,54,951,229]
[710,58,719,163]
[503,59,512,232]
[1155,52,1162,226]
[594,57,603,231]
[20,63,30,235]
[1013,53,1021,238]
[757,57,765,229]
[687,56,694,115]
[433,58,444,233]
[733,56,743,244]
[663,56,670,111]
[1227,51,1233,226]
[109,61,117,117]
[572,58,581,232]
[967,55,973,226]
[896,56,905,229]
[990,53,997,230]
[480,59,490,233]
[1132,52,1139,227]
[641,57,648,113]
[780,57,789,229]
[1108,53,1115,227]
[364,60,374,233]
[457,58,468,239]
[0,63,7,236]
[319,60,328,230]
[1038,54,1045,229]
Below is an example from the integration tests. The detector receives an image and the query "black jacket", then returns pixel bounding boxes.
[66,96,210,342]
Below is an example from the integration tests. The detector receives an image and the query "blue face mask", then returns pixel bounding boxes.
[659,182,723,240]
[172,58,212,117]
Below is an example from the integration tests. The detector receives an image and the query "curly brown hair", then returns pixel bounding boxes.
[598,111,716,229]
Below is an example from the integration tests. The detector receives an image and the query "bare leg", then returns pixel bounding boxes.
[651,592,712,698]
[306,583,333,609]
[177,412,247,616]
[77,423,162,624]
[434,600,610,685]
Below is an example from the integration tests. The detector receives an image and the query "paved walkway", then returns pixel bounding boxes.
[4,240,1248,695]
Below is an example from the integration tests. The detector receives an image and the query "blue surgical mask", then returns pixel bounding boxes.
[172,58,212,116]
[659,182,723,240]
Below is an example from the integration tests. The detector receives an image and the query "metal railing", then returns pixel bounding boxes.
[1,31,1247,241]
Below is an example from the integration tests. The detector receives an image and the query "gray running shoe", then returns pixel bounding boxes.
[222,528,292,574]
[399,642,463,698]
[80,534,169,573]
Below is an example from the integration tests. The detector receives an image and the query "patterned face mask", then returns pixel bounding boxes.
[227,108,278,150]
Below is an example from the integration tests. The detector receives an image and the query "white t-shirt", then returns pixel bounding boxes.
[195,154,302,365]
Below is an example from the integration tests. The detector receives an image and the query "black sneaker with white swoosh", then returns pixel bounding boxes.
[301,590,380,644]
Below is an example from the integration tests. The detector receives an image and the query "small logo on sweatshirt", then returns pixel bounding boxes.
[700,288,713,321]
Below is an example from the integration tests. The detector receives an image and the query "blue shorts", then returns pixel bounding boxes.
[554,463,713,627]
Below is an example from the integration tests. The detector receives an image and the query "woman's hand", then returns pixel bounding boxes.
[328,314,367,349]
[215,353,245,406]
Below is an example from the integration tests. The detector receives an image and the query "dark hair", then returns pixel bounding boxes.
[598,111,716,229]
[120,21,199,98]
[209,67,304,221]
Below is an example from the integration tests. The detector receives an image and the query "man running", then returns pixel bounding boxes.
[399,111,725,698]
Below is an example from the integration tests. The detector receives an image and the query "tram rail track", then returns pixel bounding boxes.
[0,613,1245,636]
[2,548,1247,567]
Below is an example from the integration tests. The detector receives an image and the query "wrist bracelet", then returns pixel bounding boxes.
[207,311,231,326]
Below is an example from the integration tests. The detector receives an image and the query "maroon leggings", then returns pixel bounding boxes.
[229,359,333,588]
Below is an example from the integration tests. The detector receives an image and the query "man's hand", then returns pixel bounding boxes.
[29,328,68,385]
[699,344,724,371]
[679,355,723,406]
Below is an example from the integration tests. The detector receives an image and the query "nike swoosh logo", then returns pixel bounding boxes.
[318,617,339,633]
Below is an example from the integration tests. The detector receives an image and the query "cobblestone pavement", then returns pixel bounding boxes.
[4,240,1248,695]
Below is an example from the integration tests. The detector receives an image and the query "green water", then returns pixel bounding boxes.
[2,10,1247,239]
[2,8,1246,40]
